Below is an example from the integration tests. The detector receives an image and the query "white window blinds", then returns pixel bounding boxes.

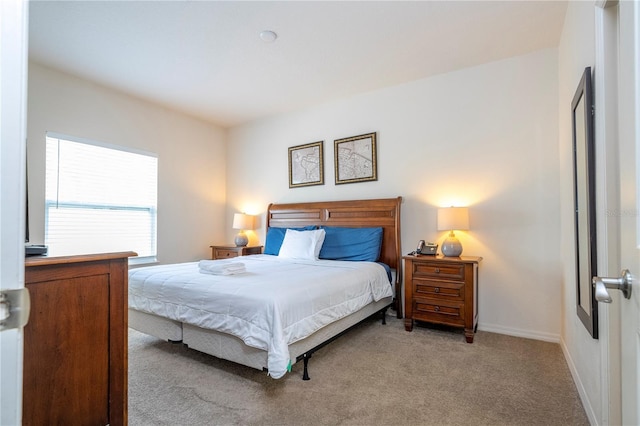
[45,134,158,261]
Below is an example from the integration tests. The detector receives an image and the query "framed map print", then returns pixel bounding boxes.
[288,141,324,188]
[334,132,377,184]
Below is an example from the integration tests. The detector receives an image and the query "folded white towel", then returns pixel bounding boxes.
[198,260,246,275]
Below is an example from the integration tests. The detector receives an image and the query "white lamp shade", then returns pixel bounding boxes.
[437,207,469,231]
[232,213,254,230]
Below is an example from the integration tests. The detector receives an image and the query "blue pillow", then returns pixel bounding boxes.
[264,226,316,255]
[319,227,383,261]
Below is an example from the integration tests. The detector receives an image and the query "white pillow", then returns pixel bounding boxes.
[278,228,326,260]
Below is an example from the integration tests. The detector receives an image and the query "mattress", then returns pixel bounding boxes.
[129,255,393,378]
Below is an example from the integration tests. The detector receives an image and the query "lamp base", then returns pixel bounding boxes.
[441,233,463,257]
[234,232,248,247]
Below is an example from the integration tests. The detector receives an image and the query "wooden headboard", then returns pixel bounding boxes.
[267,197,402,317]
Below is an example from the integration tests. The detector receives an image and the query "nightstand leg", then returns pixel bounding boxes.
[464,329,474,343]
[404,319,413,332]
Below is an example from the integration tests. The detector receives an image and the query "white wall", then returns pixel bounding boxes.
[557,1,602,424]
[26,62,227,264]
[228,49,562,341]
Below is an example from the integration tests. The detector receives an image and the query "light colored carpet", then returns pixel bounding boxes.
[128,314,589,425]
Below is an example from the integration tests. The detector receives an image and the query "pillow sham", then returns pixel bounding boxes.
[278,228,326,261]
[319,226,383,262]
[264,226,316,255]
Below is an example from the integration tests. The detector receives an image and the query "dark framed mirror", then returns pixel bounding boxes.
[572,66,598,338]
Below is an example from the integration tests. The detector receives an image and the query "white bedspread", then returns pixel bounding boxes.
[128,255,392,378]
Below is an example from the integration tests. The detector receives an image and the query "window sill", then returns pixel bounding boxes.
[129,256,158,267]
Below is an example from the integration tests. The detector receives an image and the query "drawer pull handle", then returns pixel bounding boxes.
[435,268,440,273]
[434,287,440,293]
[434,306,440,312]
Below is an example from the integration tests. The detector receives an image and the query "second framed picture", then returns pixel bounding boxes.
[288,141,324,188]
[334,132,377,184]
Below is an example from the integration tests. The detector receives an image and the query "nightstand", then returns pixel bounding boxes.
[403,254,482,343]
[210,245,263,260]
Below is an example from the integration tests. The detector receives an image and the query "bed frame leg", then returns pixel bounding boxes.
[302,353,311,381]
[295,303,392,381]
[381,308,387,325]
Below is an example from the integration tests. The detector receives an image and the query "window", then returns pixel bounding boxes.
[45,134,158,263]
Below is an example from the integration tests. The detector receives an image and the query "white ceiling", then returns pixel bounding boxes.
[28,1,568,128]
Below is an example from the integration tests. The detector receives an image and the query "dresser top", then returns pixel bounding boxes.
[402,254,482,263]
[25,251,138,267]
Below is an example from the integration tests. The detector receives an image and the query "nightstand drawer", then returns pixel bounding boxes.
[414,279,464,301]
[414,298,465,326]
[213,249,239,259]
[412,262,465,280]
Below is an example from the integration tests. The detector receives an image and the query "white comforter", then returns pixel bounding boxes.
[128,255,393,378]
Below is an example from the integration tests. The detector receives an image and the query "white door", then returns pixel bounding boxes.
[616,1,640,423]
[598,0,640,424]
[0,0,28,424]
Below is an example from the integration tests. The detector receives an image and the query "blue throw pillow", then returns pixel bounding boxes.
[319,227,383,261]
[264,226,316,255]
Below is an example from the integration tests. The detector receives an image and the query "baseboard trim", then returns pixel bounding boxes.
[559,337,599,426]
[478,323,560,343]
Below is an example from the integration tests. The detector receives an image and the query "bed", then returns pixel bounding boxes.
[128,197,403,379]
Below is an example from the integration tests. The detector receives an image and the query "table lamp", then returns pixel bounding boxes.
[233,213,254,247]
[437,207,469,257]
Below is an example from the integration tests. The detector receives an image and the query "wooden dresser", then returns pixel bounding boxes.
[24,252,136,426]
[403,254,482,343]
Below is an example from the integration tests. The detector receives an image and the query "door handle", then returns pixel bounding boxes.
[592,269,632,303]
